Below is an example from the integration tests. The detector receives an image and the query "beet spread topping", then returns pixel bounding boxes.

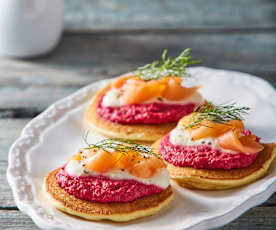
[56,167,164,203]
[159,134,259,170]
[97,96,197,125]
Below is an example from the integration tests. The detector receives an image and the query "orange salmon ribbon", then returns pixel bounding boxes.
[217,130,264,154]
[180,114,244,140]
[111,75,200,105]
[180,114,264,154]
[70,148,165,178]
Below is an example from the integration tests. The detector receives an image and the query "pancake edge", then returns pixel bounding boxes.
[84,84,177,142]
[42,169,174,222]
[152,140,276,190]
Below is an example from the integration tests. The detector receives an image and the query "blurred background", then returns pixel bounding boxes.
[0,0,275,118]
[1,0,276,229]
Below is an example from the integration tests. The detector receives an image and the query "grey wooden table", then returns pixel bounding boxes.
[1,1,276,229]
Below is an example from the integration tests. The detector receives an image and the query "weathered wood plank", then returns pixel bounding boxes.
[1,205,276,230]
[0,32,275,87]
[0,32,275,117]
[0,119,30,160]
[219,206,276,230]
[0,210,39,230]
[64,0,276,30]
[0,161,17,208]
[0,86,78,116]
[0,119,30,207]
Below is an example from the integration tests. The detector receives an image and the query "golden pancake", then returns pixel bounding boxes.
[85,85,176,142]
[42,168,173,222]
[152,140,276,190]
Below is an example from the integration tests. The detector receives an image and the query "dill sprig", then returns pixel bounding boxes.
[83,136,161,159]
[136,48,199,81]
[186,103,250,128]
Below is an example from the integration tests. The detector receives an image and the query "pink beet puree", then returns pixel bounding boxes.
[159,134,259,170]
[97,96,197,125]
[56,167,164,203]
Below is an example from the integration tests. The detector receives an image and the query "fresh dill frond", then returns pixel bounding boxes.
[83,138,161,159]
[186,103,250,128]
[136,48,199,81]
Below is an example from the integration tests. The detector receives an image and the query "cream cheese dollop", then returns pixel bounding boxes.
[102,88,204,107]
[65,159,84,176]
[170,127,217,148]
[65,159,170,189]
[169,126,237,154]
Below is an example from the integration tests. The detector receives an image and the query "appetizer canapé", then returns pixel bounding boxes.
[42,139,173,222]
[152,103,276,190]
[85,49,205,142]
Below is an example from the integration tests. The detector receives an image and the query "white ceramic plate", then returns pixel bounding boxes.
[7,67,276,230]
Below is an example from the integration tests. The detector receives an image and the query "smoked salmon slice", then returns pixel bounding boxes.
[112,75,137,89]
[111,75,200,105]
[115,149,165,178]
[217,129,264,154]
[79,146,165,178]
[67,152,82,162]
[67,148,85,162]
[189,120,244,140]
[115,151,142,170]
[129,155,166,178]
[121,79,166,104]
[179,114,244,140]
[86,149,116,173]
[162,77,199,101]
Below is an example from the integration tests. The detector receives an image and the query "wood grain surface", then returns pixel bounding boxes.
[1,0,276,229]
[64,0,276,30]
[0,31,275,118]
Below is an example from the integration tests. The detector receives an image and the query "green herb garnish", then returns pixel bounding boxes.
[136,48,199,81]
[186,103,250,128]
[83,135,160,159]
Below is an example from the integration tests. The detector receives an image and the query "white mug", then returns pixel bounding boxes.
[0,0,64,58]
